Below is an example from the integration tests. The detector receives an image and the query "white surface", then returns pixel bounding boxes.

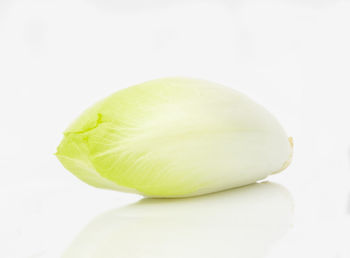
[0,0,349,257]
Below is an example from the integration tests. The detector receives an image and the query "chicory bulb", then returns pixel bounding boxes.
[56,78,293,197]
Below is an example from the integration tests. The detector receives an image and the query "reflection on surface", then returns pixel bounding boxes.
[63,182,293,258]
[86,0,234,11]
[86,0,341,11]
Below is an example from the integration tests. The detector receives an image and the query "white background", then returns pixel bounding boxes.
[1,0,350,257]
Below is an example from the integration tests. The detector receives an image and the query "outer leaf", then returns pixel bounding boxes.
[56,78,293,197]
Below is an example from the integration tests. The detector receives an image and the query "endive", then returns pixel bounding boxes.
[56,78,293,197]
